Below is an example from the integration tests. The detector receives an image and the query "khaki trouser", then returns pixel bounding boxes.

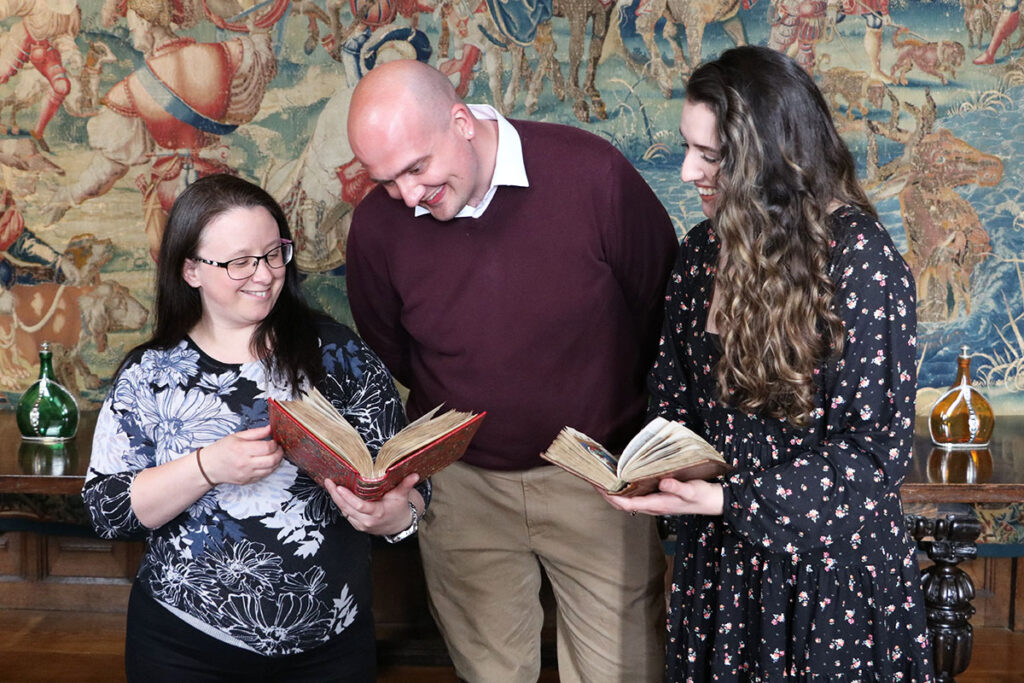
[418,461,667,683]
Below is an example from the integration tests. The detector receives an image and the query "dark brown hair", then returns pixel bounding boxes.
[685,46,874,426]
[127,174,327,389]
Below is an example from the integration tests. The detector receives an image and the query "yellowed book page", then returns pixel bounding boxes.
[627,437,692,469]
[541,427,621,491]
[404,404,444,429]
[305,386,343,418]
[376,408,476,470]
[619,417,673,468]
[626,420,713,466]
[619,421,684,473]
[277,388,375,475]
[622,424,722,481]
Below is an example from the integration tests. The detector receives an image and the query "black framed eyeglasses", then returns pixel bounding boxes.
[193,240,294,280]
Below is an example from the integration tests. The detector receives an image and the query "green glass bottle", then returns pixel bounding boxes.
[16,341,79,442]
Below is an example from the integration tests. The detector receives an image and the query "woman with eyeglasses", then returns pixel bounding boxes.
[82,174,423,682]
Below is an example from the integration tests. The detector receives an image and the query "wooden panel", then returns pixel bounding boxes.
[46,536,140,580]
[0,605,1015,681]
[0,606,562,682]
[0,575,133,612]
[372,538,434,635]
[0,531,22,578]
[964,557,1013,629]
[0,533,139,613]
[959,627,1024,682]
[1016,556,1024,632]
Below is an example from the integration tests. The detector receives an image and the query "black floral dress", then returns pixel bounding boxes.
[650,207,933,682]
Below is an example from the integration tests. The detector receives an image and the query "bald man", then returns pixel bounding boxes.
[346,60,676,682]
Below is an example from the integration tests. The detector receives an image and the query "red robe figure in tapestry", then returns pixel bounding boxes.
[46,0,280,259]
[0,0,82,150]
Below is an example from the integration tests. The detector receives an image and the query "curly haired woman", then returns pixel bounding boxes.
[605,46,933,682]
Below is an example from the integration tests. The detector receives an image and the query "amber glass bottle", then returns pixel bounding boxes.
[929,345,994,448]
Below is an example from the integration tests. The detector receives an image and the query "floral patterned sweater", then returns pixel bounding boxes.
[83,320,409,656]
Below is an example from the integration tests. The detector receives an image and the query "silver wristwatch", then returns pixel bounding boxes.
[384,501,419,544]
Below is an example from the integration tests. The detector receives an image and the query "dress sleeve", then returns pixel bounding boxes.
[647,230,707,431]
[648,308,694,426]
[81,364,151,541]
[722,216,918,554]
[318,324,406,453]
[346,210,414,387]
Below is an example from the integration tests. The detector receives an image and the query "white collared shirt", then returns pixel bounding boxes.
[413,103,529,219]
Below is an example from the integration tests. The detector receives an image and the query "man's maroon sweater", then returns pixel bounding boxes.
[347,119,677,470]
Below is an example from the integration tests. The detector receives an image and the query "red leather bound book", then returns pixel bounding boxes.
[269,395,485,501]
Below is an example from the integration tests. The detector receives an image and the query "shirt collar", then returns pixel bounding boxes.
[413,103,529,219]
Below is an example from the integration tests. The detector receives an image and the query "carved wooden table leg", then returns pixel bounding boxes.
[905,513,983,683]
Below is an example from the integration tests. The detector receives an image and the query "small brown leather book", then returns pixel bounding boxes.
[541,417,731,497]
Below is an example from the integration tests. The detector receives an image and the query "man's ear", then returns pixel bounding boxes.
[182,258,201,288]
[452,103,474,141]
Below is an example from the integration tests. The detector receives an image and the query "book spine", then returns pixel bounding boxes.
[269,398,364,493]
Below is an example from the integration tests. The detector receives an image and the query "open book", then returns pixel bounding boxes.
[268,388,485,500]
[540,417,731,497]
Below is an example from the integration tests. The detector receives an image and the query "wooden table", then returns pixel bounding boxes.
[0,411,97,494]
[902,415,1024,683]
[3,411,1022,676]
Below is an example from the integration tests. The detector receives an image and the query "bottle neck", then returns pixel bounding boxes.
[955,356,972,386]
[38,353,56,381]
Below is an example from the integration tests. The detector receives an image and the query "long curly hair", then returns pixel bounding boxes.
[686,46,875,426]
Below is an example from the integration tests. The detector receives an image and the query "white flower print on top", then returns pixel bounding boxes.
[199,370,240,396]
[142,344,201,388]
[82,321,407,655]
[220,593,331,656]
[218,460,298,519]
[135,386,240,465]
